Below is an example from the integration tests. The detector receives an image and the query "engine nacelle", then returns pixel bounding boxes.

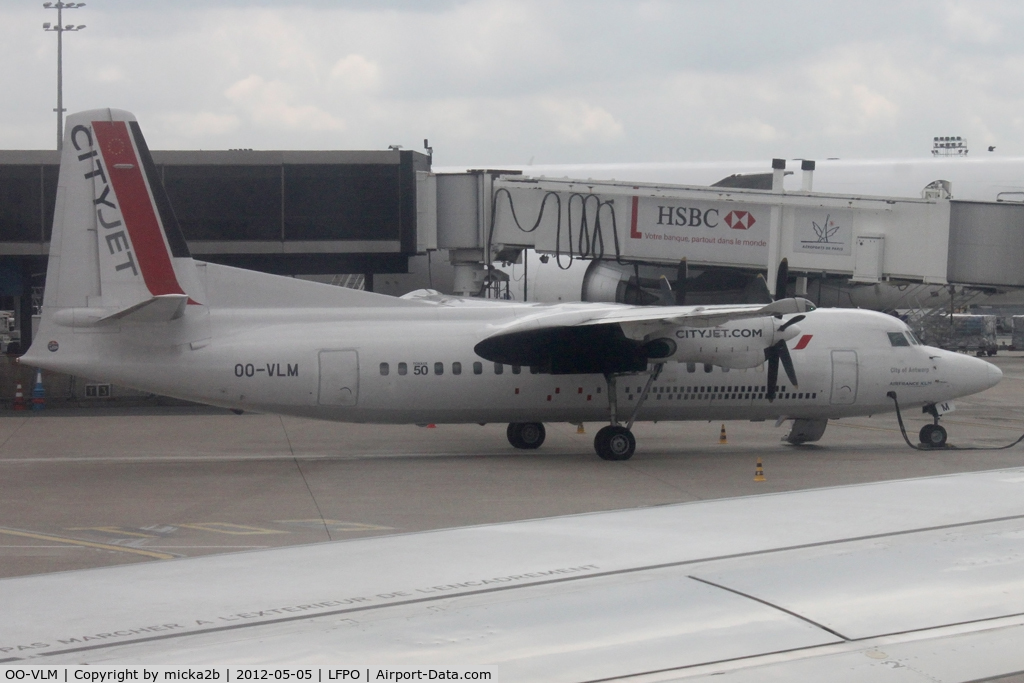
[644,317,800,369]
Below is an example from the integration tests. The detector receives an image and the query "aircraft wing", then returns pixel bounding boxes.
[4,469,1024,680]
[473,298,814,372]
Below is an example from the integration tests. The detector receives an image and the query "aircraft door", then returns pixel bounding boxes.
[318,350,359,406]
[830,350,858,405]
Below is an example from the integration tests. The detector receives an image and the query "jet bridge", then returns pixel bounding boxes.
[429,160,1024,296]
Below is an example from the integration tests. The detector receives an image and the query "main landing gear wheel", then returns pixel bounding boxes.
[919,423,948,448]
[595,425,636,461]
[507,422,546,449]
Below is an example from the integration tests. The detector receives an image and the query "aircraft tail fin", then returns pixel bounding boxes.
[40,108,202,318]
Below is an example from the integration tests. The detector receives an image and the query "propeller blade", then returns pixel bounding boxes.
[775,258,789,300]
[778,341,798,387]
[779,314,805,332]
[675,258,687,305]
[765,349,780,401]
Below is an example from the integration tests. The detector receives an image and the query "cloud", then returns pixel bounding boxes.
[225,74,345,131]
[541,99,624,143]
[158,111,240,138]
[329,54,381,92]
[943,1,1002,43]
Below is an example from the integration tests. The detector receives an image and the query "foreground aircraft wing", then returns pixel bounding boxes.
[4,469,1024,680]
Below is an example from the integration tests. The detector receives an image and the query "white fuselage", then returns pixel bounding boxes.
[30,300,1000,426]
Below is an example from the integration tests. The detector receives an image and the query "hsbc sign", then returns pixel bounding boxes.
[627,196,769,266]
[724,210,756,230]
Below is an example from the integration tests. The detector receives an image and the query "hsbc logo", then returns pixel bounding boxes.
[724,210,756,230]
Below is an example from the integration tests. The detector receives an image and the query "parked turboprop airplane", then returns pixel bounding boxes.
[20,109,1003,459]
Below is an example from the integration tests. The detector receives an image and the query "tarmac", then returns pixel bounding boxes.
[1,353,1022,579]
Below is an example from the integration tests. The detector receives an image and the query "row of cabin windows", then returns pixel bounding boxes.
[380,361,748,376]
[379,362,538,376]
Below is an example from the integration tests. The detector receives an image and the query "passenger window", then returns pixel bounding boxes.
[473,362,483,375]
[530,366,540,374]
[398,362,408,376]
[888,332,910,347]
[494,363,504,375]
[704,364,713,373]
[452,362,462,375]
[687,363,696,373]
[379,362,389,376]
[434,362,444,375]
[512,365,521,374]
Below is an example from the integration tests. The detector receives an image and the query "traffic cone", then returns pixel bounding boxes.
[426,423,436,429]
[30,369,45,411]
[13,383,25,411]
[754,458,766,482]
[577,423,585,434]
[719,424,728,444]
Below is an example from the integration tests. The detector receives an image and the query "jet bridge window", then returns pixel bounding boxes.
[888,332,911,347]
[380,362,390,376]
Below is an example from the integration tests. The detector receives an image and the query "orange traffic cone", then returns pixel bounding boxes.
[577,423,585,434]
[13,383,25,411]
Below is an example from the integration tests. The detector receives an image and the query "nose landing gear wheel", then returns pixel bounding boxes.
[919,423,948,448]
[507,422,546,449]
[595,425,636,460]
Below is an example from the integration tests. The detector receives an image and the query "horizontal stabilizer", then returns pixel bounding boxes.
[98,294,189,323]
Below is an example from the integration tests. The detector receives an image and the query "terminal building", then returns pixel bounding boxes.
[0,148,432,351]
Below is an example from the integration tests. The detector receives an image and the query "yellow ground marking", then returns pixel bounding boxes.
[276,519,394,531]
[0,527,174,560]
[177,522,285,535]
[67,526,156,538]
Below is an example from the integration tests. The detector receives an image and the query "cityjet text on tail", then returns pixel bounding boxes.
[21,109,1002,459]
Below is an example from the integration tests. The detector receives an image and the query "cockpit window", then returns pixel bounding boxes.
[888,332,911,347]
[905,330,922,345]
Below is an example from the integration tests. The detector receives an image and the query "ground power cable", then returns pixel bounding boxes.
[887,391,1024,451]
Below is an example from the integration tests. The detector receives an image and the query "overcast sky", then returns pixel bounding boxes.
[2,0,1023,165]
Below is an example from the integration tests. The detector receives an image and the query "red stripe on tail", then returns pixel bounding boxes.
[93,120,186,297]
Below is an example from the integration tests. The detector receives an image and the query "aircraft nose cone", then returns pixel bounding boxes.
[955,355,1002,396]
[988,361,1004,389]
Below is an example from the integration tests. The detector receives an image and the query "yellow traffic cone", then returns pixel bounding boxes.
[754,458,766,482]
[719,424,728,444]
[577,423,585,434]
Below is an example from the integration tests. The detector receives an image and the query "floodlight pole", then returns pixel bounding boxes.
[43,2,86,151]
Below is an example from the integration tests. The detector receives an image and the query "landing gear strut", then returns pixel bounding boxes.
[919,404,948,448]
[593,364,662,461]
[507,422,546,449]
